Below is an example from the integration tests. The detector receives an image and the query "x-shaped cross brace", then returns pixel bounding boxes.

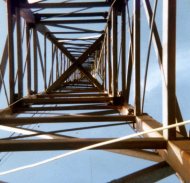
[46,34,104,93]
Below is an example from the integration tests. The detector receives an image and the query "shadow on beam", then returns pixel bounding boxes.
[109,161,175,183]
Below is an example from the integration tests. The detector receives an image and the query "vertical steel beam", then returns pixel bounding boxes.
[101,42,106,91]
[125,5,133,103]
[33,28,38,93]
[125,44,133,103]
[56,47,59,79]
[162,0,176,139]
[111,5,118,97]
[51,43,54,84]
[101,51,103,81]
[63,55,66,73]
[16,8,23,99]
[133,0,141,115]
[7,0,15,104]
[121,2,126,95]
[44,34,47,90]
[107,23,112,95]
[58,50,60,78]
[62,54,64,74]
[0,38,8,92]
[60,52,63,75]
[26,24,31,95]
[104,35,107,91]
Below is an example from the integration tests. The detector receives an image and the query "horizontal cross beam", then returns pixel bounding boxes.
[0,138,166,151]
[36,12,108,18]
[0,115,135,125]
[39,19,107,25]
[20,2,111,9]
[15,104,117,112]
[57,38,97,41]
[63,42,91,46]
[22,96,113,104]
[47,31,104,34]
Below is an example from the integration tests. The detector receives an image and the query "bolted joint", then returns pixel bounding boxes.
[13,93,19,102]
[34,13,42,23]
[112,96,125,106]
[114,0,126,15]
[26,22,35,29]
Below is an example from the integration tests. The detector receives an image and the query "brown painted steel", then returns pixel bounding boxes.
[0,115,135,125]
[0,138,166,151]
[20,2,111,9]
[133,0,141,115]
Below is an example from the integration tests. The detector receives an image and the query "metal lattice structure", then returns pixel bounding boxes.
[0,0,190,182]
